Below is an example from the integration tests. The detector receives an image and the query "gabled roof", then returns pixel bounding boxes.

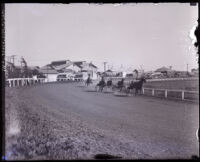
[106,69,113,72]
[51,60,70,66]
[89,63,97,68]
[62,69,74,73]
[53,62,72,70]
[39,69,58,74]
[51,60,72,70]
[40,64,58,74]
[73,61,84,68]
[155,67,172,72]
[40,64,54,70]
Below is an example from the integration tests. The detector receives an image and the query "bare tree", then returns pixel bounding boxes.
[20,57,28,78]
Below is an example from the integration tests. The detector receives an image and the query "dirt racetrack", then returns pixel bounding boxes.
[5,82,199,160]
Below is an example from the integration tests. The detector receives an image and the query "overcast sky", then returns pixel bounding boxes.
[5,3,198,72]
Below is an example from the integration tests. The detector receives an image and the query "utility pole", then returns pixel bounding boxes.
[103,62,107,72]
[10,55,17,66]
[187,64,189,76]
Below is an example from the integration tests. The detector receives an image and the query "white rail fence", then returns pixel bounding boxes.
[142,88,198,101]
[57,77,83,82]
[6,78,46,87]
[6,77,84,87]
[6,77,198,101]
[104,76,198,82]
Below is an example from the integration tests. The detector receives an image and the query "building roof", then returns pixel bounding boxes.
[40,60,98,74]
[39,69,58,74]
[89,63,97,68]
[62,69,74,73]
[51,60,70,66]
[51,60,72,71]
[40,64,58,74]
[40,64,53,70]
[73,61,84,68]
[28,66,40,70]
[155,67,173,72]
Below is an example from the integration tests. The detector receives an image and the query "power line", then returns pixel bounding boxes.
[7,55,17,66]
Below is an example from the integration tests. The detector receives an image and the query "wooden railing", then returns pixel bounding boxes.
[104,76,199,82]
[6,78,46,87]
[57,77,83,82]
[142,88,198,101]
[6,77,84,87]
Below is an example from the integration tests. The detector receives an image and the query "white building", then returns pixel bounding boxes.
[40,60,98,81]
[39,64,58,82]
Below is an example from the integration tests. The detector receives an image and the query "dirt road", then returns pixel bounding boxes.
[5,83,199,160]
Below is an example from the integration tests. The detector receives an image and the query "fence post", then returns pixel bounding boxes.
[165,90,168,98]
[152,89,154,96]
[182,91,185,100]
[21,79,24,86]
[13,80,16,87]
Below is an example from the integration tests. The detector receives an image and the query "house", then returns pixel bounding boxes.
[191,68,199,76]
[102,69,115,77]
[143,71,153,79]
[155,66,175,78]
[80,62,98,80]
[173,71,190,78]
[39,64,58,82]
[151,72,164,79]
[40,60,98,81]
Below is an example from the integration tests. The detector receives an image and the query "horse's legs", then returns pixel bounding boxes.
[120,86,123,92]
[101,86,104,92]
[126,88,130,94]
[140,89,142,95]
[99,86,102,92]
[135,89,138,96]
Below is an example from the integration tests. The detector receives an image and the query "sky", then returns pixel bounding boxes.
[5,3,198,72]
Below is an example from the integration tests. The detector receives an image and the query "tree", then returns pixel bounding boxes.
[20,57,28,78]
[134,69,138,79]
[194,17,199,60]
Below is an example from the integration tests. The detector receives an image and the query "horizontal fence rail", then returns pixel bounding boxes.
[104,76,199,82]
[6,77,199,102]
[57,77,83,82]
[6,77,84,87]
[146,77,199,82]
[142,88,199,101]
[6,78,46,87]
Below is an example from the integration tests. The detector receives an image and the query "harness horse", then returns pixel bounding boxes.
[85,76,92,86]
[112,79,126,92]
[95,79,106,92]
[95,78,113,92]
[126,77,146,95]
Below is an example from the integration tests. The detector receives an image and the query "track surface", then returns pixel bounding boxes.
[5,83,199,160]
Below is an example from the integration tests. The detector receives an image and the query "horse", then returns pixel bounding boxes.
[106,80,113,87]
[85,76,92,86]
[95,78,106,92]
[126,77,146,95]
[112,78,126,92]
